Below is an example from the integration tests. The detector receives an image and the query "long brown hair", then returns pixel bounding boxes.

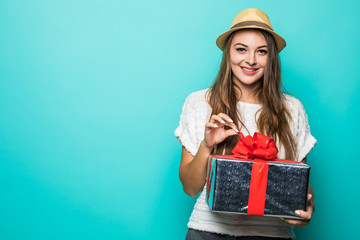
[207,29,297,160]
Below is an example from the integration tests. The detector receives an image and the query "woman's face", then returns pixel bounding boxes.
[229,29,268,88]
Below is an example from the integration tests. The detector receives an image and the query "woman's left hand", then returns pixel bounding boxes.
[283,193,314,227]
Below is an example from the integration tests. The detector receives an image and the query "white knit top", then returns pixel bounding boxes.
[174,88,317,238]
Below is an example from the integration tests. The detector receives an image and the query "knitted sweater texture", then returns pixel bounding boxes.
[174,88,317,238]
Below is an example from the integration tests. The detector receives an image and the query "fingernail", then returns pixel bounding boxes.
[220,120,225,124]
[228,118,233,123]
[236,129,240,132]
[295,210,301,216]
[214,124,218,127]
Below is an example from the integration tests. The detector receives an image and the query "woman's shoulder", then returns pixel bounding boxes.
[185,88,209,101]
[283,94,309,127]
[184,88,211,109]
[283,94,305,111]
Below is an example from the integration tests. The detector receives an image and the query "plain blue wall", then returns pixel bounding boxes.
[0,0,359,239]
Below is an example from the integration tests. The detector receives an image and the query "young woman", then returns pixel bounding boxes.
[175,8,316,240]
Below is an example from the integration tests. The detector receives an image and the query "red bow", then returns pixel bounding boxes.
[232,132,278,160]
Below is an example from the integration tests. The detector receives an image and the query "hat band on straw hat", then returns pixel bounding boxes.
[231,21,273,31]
[216,9,286,52]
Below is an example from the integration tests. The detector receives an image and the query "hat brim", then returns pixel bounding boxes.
[216,26,286,52]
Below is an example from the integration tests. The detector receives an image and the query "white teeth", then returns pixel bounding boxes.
[241,67,257,72]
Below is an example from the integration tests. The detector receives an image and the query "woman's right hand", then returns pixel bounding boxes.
[179,113,240,197]
[204,113,239,149]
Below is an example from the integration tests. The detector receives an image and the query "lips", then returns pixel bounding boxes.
[241,66,259,75]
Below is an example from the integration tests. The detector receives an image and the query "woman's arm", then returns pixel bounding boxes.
[179,141,212,197]
[283,157,315,227]
[179,113,239,197]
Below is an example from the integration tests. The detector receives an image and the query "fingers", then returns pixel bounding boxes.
[283,218,299,226]
[205,113,239,148]
[283,210,311,227]
[282,218,309,227]
[209,115,225,126]
[225,128,239,137]
[209,113,239,133]
[295,210,311,220]
[205,122,220,129]
[307,193,313,202]
[282,205,313,227]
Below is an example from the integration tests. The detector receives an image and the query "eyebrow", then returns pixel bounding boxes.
[234,43,268,48]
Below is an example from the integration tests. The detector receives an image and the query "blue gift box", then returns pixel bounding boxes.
[206,155,310,219]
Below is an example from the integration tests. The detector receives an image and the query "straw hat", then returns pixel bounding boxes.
[216,8,286,52]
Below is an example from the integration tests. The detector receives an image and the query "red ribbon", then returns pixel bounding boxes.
[247,159,268,215]
[232,132,278,160]
[208,132,299,215]
[233,132,277,215]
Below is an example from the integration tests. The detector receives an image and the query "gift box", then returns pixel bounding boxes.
[206,132,310,219]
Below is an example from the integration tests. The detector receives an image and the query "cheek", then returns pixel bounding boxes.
[259,56,268,67]
[230,53,244,65]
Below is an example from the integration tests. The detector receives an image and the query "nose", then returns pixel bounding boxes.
[245,52,257,66]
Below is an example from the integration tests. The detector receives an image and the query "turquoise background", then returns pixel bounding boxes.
[0,0,359,239]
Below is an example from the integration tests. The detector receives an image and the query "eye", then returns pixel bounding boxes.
[235,47,246,52]
[258,49,268,54]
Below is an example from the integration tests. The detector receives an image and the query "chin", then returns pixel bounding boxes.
[234,74,263,86]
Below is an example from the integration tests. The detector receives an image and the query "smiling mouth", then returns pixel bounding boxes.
[241,66,259,74]
[241,67,258,72]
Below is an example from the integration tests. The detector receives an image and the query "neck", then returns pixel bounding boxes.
[233,78,261,104]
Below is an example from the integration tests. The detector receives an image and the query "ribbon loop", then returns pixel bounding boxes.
[231,132,278,160]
